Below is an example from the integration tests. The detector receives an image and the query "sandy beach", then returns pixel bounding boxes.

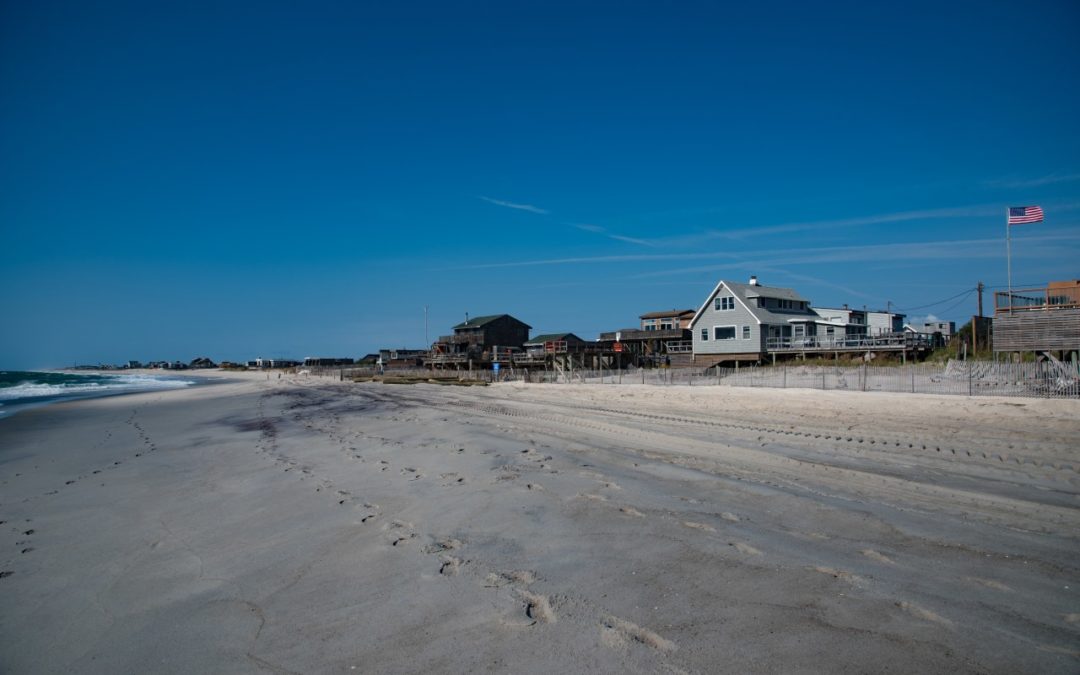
[1,372,1078,673]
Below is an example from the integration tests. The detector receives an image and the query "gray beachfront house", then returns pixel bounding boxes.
[688,276,819,366]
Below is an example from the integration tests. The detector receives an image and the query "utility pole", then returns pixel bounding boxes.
[973,282,985,355]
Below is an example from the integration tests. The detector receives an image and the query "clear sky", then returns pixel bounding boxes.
[2,1,1078,368]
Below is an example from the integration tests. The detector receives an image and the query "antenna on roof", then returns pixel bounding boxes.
[465,312,469,324]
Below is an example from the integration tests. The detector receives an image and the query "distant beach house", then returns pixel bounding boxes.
[429,313,531,368]
[303,357,355,367]
[248,358,301,369]
[904,321,955,348]
[598,309,696,365]
[866,309,906,336]
[514,332,588,366]
[689,276,817,366]
[639,309,696,332]
[523,332,587,352]
[811,306,869,342]
[378,349,427,369]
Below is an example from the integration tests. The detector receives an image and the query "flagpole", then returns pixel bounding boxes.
[1006,207,1012,307]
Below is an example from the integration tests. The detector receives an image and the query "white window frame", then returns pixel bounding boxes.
[700,327,709,341]
[742,325,751,340]
[715,296,735,311]
[713,325,737,340]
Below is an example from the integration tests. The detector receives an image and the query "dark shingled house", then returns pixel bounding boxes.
[429,314,532,367]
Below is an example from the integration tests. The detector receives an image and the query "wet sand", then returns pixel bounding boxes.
[1,372,1078,673]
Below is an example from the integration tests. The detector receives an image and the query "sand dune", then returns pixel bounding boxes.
[1,372,1077,673]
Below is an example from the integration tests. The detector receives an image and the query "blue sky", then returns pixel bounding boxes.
[2,1,1078,368]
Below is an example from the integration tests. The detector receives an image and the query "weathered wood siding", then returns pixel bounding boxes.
[993,310,1080,351]
[483,316,531,349]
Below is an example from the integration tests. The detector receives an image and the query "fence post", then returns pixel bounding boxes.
[911,364,915,393]
[783,365,787,388]
[822,366,826,390]
[968,361,973,397]
[862,362,867,392]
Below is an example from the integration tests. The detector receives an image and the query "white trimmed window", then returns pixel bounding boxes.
[742,326,751,339]
[715,296,735,311]
[714,326,736,340]
[700,328,708,341]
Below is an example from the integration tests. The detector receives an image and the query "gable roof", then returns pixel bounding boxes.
[639,309,696,320]
[689,280,814,328]
[524,332,585,346]
[453,314,532,330]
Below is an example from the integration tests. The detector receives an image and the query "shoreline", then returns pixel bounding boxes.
[1,378,1077,672]
[0,369,238,421]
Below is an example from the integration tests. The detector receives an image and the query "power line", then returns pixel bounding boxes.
[895,287,976,312]
[935,289,976,317]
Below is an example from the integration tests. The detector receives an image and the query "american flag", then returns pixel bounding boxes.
[1008,205,1044,225]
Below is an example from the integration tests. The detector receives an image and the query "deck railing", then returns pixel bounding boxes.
[665,340,694,353]
[995,286,1080,314]
[765,332,930,352]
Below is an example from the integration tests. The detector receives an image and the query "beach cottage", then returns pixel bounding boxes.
[428,313,532,368]
[689,276,817,366]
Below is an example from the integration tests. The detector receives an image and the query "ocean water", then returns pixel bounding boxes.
[0,371,197,419]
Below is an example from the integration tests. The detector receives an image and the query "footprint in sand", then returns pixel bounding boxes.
[682,521,716,533]
[619,506,645,518]
[423,538,463,554]
[517,589,555,624]
[965,576,1012,592]
[384,520,416,548]
[812,566,867,587]
[861,549,894,565]
[896,601,952,626]
[485,570,537,588]
[438,556,463,576]
[730,542,763,556]
[600,616,676,653]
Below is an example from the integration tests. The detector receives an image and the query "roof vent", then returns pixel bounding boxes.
[749,275,758,286]
[464,312,469,324]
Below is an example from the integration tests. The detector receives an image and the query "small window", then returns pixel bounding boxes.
[715,296,734,311]
[742,326,751,339]
[714,326,736,340]
[700,328,708,341]
[826,326,835,336]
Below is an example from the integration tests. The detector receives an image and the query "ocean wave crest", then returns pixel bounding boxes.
[0,374,195,402]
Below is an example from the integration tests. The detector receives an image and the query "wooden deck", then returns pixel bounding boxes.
[765,333,931,353]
